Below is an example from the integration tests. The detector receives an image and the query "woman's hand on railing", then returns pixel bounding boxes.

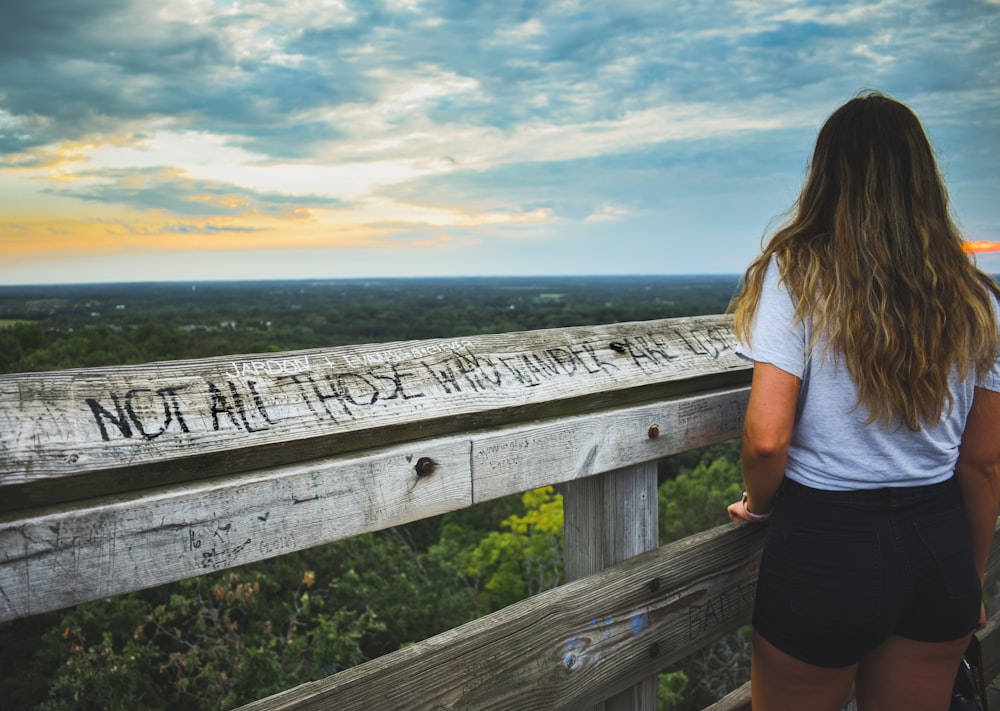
[727,500,752,522]
[727,492,773,523]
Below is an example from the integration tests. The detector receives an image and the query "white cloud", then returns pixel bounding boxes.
[771,2,890,26]
[1,0,998,281]
[585,205,629,223]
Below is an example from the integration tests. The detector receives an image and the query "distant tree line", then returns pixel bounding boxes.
[0,276,739,372]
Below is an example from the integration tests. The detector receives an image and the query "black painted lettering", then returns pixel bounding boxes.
[422,360,462,393]
[86,394,133,441]
[473,354,503,388]
[673,326,713,357]
[245,380,282,425]
[517,354,546,382]
[545,348,578,375]
[687,582,755,640]
[565,345,601,374]
[312,374,351,419]
[227,381,269,433]
[498,356,537,386]
[368,365,426,401]
[624,337,658,370]
[705,596,722,627]
[706,326,735,355]
[624,334,680,370]
[275,374,326,422]
[529,352,561,378]
[207,381,243,431]
[124,388,168,439]
[336,372,378,406]
[578,341,618,374]
[450,344,503,391]
[393,364,427,398]
[643,331,682,364]
[451,351,486,392]
[157,386,190,433]
[689,329,719,358]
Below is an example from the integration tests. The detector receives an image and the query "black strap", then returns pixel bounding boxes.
[952,635,988,711]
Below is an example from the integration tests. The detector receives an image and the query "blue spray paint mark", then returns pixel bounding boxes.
[632,610,649,635]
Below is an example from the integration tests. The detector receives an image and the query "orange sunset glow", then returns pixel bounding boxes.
[964,241,1000,254]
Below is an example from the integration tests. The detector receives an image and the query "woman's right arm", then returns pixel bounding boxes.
[955,387,1000,584]
[727,361,801,522]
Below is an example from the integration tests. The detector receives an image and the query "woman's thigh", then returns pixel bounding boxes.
[751,633,856,711]
[855,633,972,711]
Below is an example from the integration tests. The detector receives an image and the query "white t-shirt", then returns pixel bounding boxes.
[736,256,1000,491]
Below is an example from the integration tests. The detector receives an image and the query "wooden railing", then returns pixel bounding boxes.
[1,314,997,710]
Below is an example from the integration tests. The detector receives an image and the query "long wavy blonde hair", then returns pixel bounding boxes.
[732,91,1000,430]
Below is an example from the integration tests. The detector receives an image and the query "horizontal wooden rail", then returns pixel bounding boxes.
[238,522,767,711]
[239,521,1000,711]
[0,385,747,622]
[0,315,748,510]
[0,314,749,623]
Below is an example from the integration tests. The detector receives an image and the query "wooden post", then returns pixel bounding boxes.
[564,461,659,711]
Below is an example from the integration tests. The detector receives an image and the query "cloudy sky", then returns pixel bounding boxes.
[2,0,999,285]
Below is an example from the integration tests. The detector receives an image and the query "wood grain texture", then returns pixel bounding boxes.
[564,463,661,711]
[0,437,472,621]
[0,315,748,509]
[236,522,768,711]
[237,522,1000,711]
[0,388,746,622]
[473,387,748,503]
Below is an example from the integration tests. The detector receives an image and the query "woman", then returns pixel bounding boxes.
[726,91,1000,710]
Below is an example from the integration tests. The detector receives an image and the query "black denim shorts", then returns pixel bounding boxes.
[752,475,982,668]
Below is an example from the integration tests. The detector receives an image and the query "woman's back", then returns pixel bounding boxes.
[744,253,1000,491]
[732,91,1000,437]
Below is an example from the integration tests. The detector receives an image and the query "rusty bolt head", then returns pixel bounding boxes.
[415,457,437,477]
[647,424,660,439]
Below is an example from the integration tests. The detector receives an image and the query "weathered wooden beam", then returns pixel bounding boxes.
[234,521,1000,711]
[0,315,748,509]
[473,386,747,503]
[0,387,747,622]
[0,436,471,622]
[701,682,751,711]
[564,462,661,711]
[236,522,768,711]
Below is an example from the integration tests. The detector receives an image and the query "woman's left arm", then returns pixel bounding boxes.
[728,361,801,522]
